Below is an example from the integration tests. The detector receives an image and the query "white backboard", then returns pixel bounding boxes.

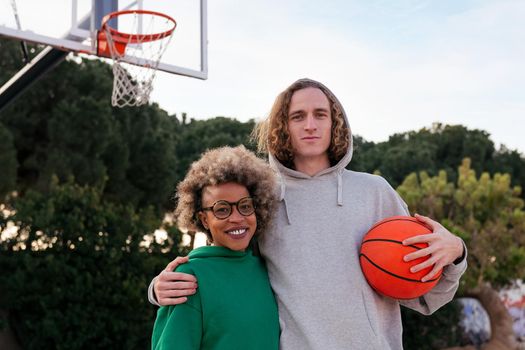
[0,0,207,79]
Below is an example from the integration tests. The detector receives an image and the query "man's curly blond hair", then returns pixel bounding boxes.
[175,145,277,240]
[252,79,349,168]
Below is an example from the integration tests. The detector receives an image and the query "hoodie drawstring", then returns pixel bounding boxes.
[278,174,292,225]
[337,169,343,206]
[282,199,291,225]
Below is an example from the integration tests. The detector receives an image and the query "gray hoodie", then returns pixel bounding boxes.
[258,78,467,350]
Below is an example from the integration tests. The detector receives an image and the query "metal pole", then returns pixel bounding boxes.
[200,0,208,77]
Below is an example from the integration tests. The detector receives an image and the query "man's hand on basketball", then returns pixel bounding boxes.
[154,256,198,306]
[402,214,464,282]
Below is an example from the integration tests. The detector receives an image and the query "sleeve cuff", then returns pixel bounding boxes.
[453,241,467,265]
[443,240,468,276]
[148,276,161,307]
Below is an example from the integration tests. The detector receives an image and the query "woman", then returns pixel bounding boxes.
[151,145,279,350]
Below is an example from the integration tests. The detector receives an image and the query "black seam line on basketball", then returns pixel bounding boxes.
[362,238,421,250]
[369,217,417,231]
[369,217,430,232]
[359,254,439,283]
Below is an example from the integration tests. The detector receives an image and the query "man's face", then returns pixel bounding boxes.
[287,87,332,167]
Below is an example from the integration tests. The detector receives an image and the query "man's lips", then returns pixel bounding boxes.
[301,136,320,140]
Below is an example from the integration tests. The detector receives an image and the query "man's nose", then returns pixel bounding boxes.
[304,115,317,130]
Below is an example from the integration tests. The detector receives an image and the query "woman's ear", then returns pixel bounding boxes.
[198,211,209,230]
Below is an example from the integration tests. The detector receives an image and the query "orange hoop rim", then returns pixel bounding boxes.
[101,9,176,44]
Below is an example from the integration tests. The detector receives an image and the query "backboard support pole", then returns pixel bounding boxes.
[0,46,67,114]
[200,0,208,76]
[0,8,94,114]
[94,0,118,32]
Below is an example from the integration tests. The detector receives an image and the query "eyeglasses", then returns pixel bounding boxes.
[201,197,256,219]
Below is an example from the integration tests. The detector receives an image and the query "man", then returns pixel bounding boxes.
[149,78,467,349]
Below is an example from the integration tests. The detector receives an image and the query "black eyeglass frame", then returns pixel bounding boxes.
[200,196,256,220]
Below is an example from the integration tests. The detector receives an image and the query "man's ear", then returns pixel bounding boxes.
[198,211,209,230]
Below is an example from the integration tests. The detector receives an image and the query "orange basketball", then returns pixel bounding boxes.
[359,216,442,299]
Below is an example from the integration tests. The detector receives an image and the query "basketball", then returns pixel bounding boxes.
[359,216,442,299]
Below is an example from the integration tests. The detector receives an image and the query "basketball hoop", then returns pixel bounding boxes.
[97,10,176,108]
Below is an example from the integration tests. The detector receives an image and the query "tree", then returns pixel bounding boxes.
[0,38,39,85]
[0,122,17,196]
[397,159,525,349]
[347,134,378,173]
[350,124,525,196]
[108,104,179,210]
[171,116,256,185]
[432,124,495,178]
[0,38,258,349]
[0,178,188,349]
[489,146,525,202]
[0,53,181,213]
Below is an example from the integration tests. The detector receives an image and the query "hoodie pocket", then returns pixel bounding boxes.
[361,290,379,337]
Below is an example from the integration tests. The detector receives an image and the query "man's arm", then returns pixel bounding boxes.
[148,256,198,307]
[399,214,467,315]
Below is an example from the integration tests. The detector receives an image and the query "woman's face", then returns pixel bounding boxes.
[198,182,257,251]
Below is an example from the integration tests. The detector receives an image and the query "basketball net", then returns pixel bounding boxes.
[101,11,176,108]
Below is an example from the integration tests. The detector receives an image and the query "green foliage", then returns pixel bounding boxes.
[0,122,17,196]
[347,134,377,172]
[0,55,182,212]
[1,57,113,192]
[45,96,113,188]
[171,115,256,184]
[432,124,495,177]
[0,47,257,212]
[110,105,179,210]
[398,159,525,348]
[0,39,41,85]
[350,124,525,198]
[397,158,525,290]
[0,38,255,349]
[0,179,185,349]
[488,145,525,199]
[402,301,464,350]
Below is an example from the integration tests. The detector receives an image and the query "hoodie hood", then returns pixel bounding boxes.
[268,78,353,209]
[269,78,353,178]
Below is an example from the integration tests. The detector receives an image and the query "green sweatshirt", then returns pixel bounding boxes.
[151,246,279,350]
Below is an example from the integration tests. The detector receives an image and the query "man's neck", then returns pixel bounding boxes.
[293,156,331,176]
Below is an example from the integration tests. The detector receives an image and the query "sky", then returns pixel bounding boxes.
[151,0,525,154]
[1,0,524,153]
